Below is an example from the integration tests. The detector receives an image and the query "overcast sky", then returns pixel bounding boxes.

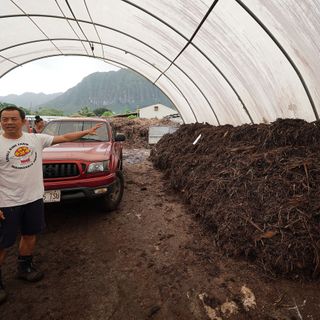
[0,56,120,96]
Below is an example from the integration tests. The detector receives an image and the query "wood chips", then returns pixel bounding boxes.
[150,119,320,279]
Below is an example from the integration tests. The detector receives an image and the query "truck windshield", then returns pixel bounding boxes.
[42,121,109,142]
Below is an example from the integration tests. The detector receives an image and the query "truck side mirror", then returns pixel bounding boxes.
[115,134,126,142]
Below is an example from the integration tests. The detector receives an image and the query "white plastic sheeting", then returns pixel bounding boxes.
[1,0,320,125]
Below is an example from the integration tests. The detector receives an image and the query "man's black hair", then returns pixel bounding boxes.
[35,115,43,123]
[0,106,26,120]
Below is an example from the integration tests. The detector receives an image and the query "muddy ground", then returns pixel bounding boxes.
[1,149,320,320]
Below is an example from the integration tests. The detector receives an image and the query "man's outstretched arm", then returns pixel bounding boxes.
[52,123,103,145]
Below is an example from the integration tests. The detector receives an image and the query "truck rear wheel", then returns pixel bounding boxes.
[100,171,124,212]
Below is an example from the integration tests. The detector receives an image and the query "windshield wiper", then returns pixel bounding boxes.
[77,137,105,142]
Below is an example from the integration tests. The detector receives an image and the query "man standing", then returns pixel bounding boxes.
[0,106,102,303]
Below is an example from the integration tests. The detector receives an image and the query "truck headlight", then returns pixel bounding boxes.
[87,161,109,173]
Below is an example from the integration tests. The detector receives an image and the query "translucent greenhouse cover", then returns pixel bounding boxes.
[1,0,320,125]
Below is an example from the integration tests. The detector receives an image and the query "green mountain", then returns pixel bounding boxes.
[42,69,173,114]
[0,92,62,109]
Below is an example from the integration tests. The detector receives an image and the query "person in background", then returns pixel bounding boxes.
[0,106,102,304]
[32,115,45,133]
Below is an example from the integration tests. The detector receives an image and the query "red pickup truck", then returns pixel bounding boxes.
[41,118,125,211]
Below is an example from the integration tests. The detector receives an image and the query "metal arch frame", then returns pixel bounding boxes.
[235,0,319,121]
[121,0,320,122]
[64,0,94,56]
[0,37,222,124]
[54,0,90,55]
[0,38,199,122]
[0,53,19,66]
[1,3,315,123]
[83,0,104,58]
[9,0,64,55]
[0,15,220,123]
[120,0,254,124]
[0,52,196,124]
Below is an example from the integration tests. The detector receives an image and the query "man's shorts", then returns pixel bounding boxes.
[0,198,46,249]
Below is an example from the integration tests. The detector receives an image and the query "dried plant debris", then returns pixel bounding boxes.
[150,119,320,279]
[240,285,256,311]
[105,117,179,148]
[199,286,255,319]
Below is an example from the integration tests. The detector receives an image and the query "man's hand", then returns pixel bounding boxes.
[52,122,104,145]
[0,210,5,221]
[87,123,103,135]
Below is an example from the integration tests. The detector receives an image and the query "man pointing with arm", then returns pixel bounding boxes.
[0,106,102,304]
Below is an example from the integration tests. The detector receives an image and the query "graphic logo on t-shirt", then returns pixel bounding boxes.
[6,143,38,169]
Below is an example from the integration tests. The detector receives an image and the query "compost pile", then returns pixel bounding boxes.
[150,119,320,279]
[107,117,179,148]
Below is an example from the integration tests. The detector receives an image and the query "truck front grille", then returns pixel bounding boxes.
[43,163,80,178]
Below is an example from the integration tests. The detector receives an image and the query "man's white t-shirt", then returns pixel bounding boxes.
[0,133,54,207]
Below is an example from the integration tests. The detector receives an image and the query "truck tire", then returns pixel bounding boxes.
[100,171,124,212]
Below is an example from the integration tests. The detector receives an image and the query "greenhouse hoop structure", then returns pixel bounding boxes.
[1,0,320,125]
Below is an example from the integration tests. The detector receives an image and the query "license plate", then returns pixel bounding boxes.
[43,190,61,203]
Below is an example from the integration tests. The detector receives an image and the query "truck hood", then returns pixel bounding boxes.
[43,142,112,162]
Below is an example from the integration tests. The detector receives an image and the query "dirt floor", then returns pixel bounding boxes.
[1,148,320,320]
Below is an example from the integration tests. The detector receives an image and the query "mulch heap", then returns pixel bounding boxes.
[150,118,320,279]
[105,117,179,148]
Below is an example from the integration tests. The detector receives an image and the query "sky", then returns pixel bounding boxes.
[0,56,120,96]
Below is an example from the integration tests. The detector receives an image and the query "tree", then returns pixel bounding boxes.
[93,107,113,117]
[127,114,137,119]
[0,103,32,115]
[0,102,16,108]
[36,107,64,116]
[102,110,114,117]
[124,107,132,114]
[78,106,95,117]
[21,107,33,115]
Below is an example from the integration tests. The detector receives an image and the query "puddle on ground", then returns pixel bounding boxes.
[123,148,151,164]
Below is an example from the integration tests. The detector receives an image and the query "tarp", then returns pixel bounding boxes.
[1,0,320,125]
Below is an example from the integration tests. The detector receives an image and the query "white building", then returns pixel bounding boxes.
[139,104,178,120]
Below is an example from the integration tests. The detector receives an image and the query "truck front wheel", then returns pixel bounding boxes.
[99,171,124,212]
